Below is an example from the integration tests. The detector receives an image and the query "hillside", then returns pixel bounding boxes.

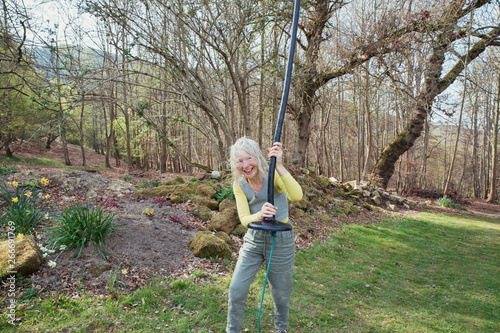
[0,140,498,296]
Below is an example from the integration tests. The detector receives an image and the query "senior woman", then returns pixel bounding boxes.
[226,137,303,333]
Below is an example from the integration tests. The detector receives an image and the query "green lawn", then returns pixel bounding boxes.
[2,212,499,332]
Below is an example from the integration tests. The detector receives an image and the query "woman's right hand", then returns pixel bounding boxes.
[258,202,278,221]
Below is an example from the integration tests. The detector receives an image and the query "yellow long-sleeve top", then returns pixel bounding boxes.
[233,171,303,228]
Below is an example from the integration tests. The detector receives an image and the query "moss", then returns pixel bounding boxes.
[319,214,331,223]
[192,205,213,221]
[195,184,217,198]
[230,224,247,237]
[188,232,231,259]
[165,176,185,185]
[135,185,178,198]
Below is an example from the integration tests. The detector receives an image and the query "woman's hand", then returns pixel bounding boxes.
[258,202,278,221]
[269,142,289,177]
[268,142,284,166]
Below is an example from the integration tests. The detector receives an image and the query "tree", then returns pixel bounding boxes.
[370,0,500,188]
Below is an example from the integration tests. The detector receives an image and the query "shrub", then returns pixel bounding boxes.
[0,178,51,235]
[47,203,117,259]
[437,197,466,210]
[215,184,235,202]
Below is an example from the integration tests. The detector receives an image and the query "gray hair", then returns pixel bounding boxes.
[229,137,268,182]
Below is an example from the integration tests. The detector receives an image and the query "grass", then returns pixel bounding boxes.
[0,155,65,166]
[2,212,499,332]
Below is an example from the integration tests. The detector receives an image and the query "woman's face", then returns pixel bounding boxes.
[236,150,258,180]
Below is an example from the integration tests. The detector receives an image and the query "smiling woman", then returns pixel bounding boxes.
[226,136,303,333]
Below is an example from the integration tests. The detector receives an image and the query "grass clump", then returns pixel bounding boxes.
[437,196,466,210]
[0,164,17,175]
[47,203,117,260]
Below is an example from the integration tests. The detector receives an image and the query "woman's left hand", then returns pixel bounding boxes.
[268,142,284,166]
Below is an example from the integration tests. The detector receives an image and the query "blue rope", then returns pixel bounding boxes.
[258,231,277,333]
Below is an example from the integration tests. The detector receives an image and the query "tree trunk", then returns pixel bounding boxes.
[486,70,500,202]
[79,91,86,166]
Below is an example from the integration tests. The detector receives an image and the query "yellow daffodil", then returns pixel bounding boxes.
[45,194,51,199]
[25,191,32,197]
[7,181,11,185]
[12,182,18,187]
[40,177,49,186]
[12,197,18,203]
[121,269,128,275]
[17,233,24,238]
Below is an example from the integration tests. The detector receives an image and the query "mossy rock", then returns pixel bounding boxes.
[0,235,43,278]
[338,213,348,219]
[300,215,312,224]
[230,224,247,237]
[292,199,308,211]
[361,203,378,212]
[317,175,331,189]
[351,206,361,213]
[165,176,185,185]
[291,208,305,218]
[195,184,217,198]
[219,197,236,212]
[208,208,239,234]
[319,214,331,223]
[325,195,335,204]
[170,182,201,204]
[192,205,213,221]
[343,206,351,215]
[188,231,231,259]
[215,231,233,246]
[192,195,220,210]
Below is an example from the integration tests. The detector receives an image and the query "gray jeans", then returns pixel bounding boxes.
[227,228,295,333]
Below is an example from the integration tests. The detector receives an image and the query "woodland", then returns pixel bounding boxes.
[1,0,500,201]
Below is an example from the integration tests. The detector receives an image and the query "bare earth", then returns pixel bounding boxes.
[1,140,499,296]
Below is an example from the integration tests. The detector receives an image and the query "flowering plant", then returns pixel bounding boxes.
[0,177,51,234]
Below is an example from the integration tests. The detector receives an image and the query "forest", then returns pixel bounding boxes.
[1,0,499,201]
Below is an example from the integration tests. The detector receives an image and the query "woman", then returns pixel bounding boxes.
[226,137,303,333]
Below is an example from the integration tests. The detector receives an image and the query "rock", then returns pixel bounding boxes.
[386,202,396,211]
[195,184,217,198]
[319,214,331,223]
[192,196,219,210]
[362,190,371,197]
[329,177,339,184]
[361,203,378,212]
[188,231,231,258]
[351,206,361,213]
[215,231,233,246]
[219,198,236,212]
[230,224,247,237]
[211,171,221,179]
[208,208,239,234]
[192,205,213,221]
[165,176,185,185]
[371,196,381,205]
[88,263,112,278]
[107,179,136,197]
[0,235,43,278]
